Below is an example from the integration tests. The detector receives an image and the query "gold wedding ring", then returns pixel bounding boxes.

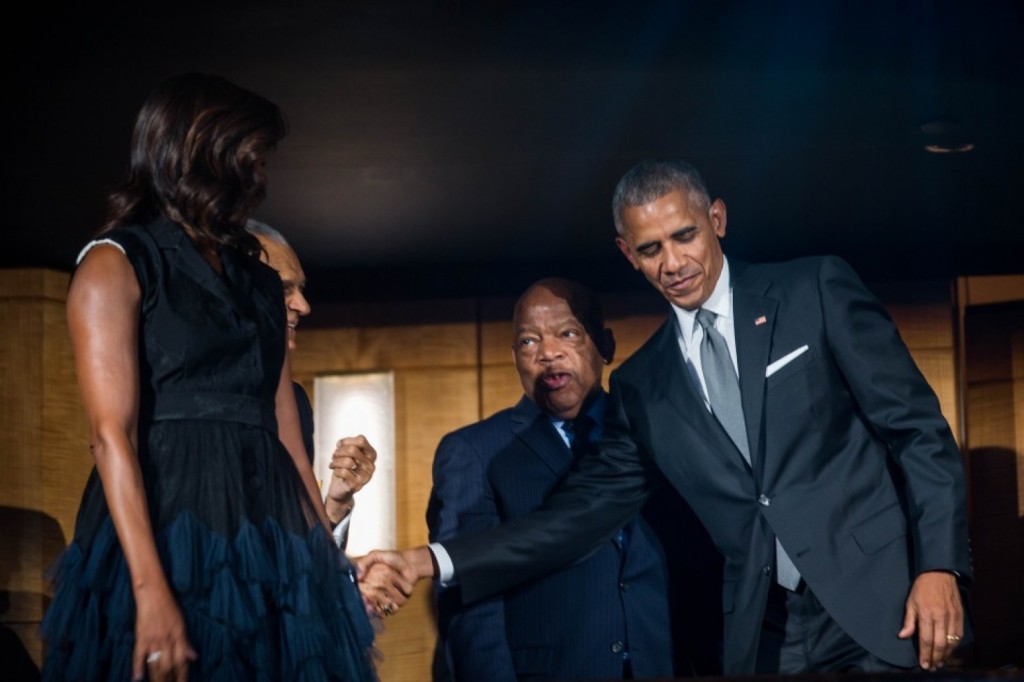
[946,634,962,642]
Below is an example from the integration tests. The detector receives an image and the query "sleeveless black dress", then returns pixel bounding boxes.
[41,217,376,680]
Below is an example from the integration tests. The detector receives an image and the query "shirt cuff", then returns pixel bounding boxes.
[429,542,456,584]
[332,513,352,550]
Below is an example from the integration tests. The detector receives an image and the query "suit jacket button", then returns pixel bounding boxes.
[611,641,625,654]
[758,494,770,506]
[619,581,630,591]
[762,565,772,576]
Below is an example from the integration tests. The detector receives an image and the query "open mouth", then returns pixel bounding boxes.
[541,372,571,390]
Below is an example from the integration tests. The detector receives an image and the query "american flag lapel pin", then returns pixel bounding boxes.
[754,315,767,326]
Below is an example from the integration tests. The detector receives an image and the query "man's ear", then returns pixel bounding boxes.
[709,198,727,238]
[598,328,616,365]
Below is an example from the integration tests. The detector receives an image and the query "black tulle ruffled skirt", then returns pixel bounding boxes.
[41,419,377,681]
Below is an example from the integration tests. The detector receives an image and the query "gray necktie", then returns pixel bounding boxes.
[695,308,749,460]
[695,308,801,590]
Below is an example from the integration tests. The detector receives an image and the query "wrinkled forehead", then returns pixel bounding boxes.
[513,283,601,339]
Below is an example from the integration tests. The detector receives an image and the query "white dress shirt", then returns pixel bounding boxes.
[670,257,739,406]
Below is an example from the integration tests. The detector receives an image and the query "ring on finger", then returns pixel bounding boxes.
[146,651,163,664]
[946,634,962,642]
[382,600,395,617]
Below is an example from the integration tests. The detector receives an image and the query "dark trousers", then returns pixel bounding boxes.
[756,581,911,675]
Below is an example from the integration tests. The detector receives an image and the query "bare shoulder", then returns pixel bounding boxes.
[69,243,141,311]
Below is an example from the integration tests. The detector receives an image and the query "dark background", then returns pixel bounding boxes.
[8,1,1023,302]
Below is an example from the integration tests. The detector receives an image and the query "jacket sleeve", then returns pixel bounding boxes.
[817,256,971,580]
[442,379,658,605]
[428,431,517,682]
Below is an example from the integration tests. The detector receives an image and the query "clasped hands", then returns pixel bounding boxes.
[352,547,431,619]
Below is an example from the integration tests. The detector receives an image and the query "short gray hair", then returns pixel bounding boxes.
[246,219,290,247]
[611,160,711,235]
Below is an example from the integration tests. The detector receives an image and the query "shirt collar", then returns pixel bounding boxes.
[548,390,606,442]
[671,257,732,345]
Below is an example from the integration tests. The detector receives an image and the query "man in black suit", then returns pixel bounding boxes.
[429,279,674,680]
[248,220,375,535]
[360,160,971,674]
[249,221,412,617]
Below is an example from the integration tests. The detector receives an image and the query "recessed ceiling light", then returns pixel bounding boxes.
[924,143,976,154]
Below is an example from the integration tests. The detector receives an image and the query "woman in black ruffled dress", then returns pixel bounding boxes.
[41,74,376,681]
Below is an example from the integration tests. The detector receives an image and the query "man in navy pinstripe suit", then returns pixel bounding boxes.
[427,279,675,681]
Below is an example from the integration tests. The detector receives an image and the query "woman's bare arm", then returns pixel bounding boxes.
[67,244,195,681]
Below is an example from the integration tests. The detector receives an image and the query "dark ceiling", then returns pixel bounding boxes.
[9,1,1024,303]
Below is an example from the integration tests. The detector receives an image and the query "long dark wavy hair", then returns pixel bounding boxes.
[101,73,288,257]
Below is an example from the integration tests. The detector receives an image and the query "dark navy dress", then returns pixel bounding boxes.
[41,217,376,680]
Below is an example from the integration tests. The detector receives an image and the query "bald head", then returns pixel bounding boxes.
[512,278,615,420]
[248,221,310,351]
[514,279,606,345]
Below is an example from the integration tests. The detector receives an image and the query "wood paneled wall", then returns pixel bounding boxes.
[1,268,986,679]
[0,269,90,668]
[886,300,961,444]
[958,275,1024,667]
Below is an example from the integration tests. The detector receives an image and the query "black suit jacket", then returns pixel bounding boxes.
[444,256,971,675]
[428,395,673,680]
[293,382,314,464]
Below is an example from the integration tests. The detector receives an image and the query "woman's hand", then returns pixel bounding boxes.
[132,583,197,682]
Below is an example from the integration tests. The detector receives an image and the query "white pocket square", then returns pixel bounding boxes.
[765,345,810,377]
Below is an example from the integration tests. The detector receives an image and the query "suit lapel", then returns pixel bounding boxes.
[647,318,752,473]
[731,262,778,478]
[509,396,572,476]
[649,319,708,430]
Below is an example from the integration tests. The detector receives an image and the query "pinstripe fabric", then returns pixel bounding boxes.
[428,395,673,681]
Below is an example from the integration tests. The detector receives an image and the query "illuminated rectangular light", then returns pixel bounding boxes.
[313,372,396,554]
